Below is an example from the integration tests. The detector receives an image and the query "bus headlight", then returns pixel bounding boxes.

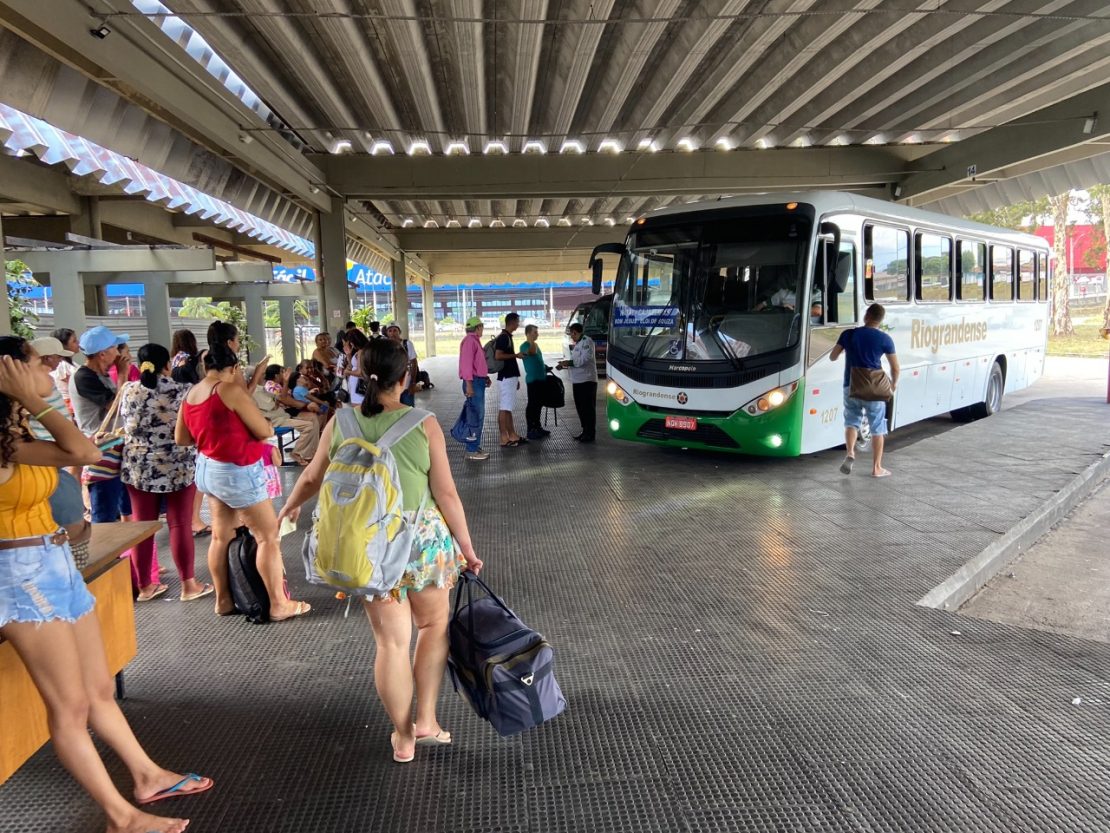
[743,382,798,415]
[607,380,633,406]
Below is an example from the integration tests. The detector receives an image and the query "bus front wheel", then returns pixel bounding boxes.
[968,361,1004,420]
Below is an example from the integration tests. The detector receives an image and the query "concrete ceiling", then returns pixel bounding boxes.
[4,0,1110,283]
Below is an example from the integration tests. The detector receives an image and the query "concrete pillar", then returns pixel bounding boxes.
[95,285,109,316]
[0,214,11,337]
[391,254,409,334]
[145,273,173,349]
[316,195,350,333]
[421,279,437,358]
[88,196,102,239]
[83,283,99,315]
[50,267,86,335]
[278,297,298,367]
[241,287,267,364]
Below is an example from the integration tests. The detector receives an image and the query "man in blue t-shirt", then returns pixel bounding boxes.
[830,303,900,478]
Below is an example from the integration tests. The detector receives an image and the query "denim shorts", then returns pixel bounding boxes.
[843,388,888,436]
[194,453,268,509]
[0,539,95,628]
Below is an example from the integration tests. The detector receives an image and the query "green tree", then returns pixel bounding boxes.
[5,258,39,339]
[967,198,1050,231]
[179,296,219,319]
[1086,184,1110,330]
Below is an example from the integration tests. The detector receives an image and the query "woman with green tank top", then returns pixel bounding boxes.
[278,339,484,764]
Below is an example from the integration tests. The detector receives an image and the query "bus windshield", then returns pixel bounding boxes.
[611,213,814,364]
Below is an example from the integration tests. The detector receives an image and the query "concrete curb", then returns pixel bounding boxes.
[918,449,1110,611]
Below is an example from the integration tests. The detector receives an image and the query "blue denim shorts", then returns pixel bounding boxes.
[49,469,86,526]
[194,453,268,509]
[843,388,888,436]
[0,539,95,628]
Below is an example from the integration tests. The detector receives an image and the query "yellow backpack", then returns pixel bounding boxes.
[302,407,429,594]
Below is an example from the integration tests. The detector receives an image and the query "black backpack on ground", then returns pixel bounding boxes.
[447,572,566,737]
[227,526,270,624]
[540,367,565,427]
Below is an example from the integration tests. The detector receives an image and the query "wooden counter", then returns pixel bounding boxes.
[0,521,160,784]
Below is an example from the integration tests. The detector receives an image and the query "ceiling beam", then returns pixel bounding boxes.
[900,80,1110,205]
[0,0,329,212]
[0,153,80,215]
[395,227,623,252]
[313,145,938,200]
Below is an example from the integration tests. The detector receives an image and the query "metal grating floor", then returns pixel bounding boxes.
[3,363,1110,832]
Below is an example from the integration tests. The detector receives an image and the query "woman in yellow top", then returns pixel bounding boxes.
[0,337,211,833]
[279,339,483,765]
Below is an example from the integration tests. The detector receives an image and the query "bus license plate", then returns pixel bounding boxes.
[665,415,698,431]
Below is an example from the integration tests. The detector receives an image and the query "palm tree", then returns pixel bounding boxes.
[179,297,218,320]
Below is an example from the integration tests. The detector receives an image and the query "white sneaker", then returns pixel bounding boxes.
[466,450,490,461]
[464,433,478,442]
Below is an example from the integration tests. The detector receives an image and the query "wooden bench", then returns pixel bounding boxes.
[0,521,160,784]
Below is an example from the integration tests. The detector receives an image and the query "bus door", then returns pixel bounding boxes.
[801,235,861,453]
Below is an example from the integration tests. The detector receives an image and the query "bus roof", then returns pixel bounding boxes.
[642,191,1050,251]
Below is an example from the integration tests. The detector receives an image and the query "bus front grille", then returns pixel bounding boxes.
[614,363,780,389]
[636,420,740,448]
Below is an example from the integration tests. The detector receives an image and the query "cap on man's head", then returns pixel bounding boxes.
[79,326,129,356]
[28,336,74,358]
[465,316,483,329]
[386,323,402,333]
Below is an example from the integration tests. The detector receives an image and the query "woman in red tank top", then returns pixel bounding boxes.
[175,322,310,621]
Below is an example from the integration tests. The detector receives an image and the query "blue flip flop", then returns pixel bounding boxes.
[136,773,213,805]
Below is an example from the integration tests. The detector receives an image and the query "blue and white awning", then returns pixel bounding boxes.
[0,103,315,259]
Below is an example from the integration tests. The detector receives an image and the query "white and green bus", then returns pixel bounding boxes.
[590,192,1050,456]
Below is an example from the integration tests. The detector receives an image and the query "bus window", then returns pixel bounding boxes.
[822,243,858,325]
[916,232,952,302]
[865,224,909,303]
[1017,249,1035,301]
[990,245,1014,301]
[1037,252,1049,300]
[956,240,986,301]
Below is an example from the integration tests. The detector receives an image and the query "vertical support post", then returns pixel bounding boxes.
[0,214,11,337]
[316,196,350,333]
[241,286,267,364]
[391,254,409,334]
[278,297,298,367]
[95,285,109,316]
[50,267,87,335]
[421,278,437,358]
[144,273,173,349]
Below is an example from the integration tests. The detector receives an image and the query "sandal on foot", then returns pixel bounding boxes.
[136,773,213,805]
[391,732,415,764]
[191,526,212,538]
[136,584,169,602]
[271,600,311,621]
[180,584,214,602]
[414,727,452,746]
[500,440,520,448]
[839,456,855,475]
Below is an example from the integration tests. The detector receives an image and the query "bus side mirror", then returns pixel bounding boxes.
[587,242,625,296]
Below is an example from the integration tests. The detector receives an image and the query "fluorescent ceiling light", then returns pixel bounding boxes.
[598,139,623,154]
[522,140,547,154]
[676,137,699,152]
[903,133,922,144]
[445,140,470,155]
[580,217,593,225]
[864,134,886,145]
[535,217,550,227]
[331,139,353,154]
[756,138,773,149]
[484,140,508,155]
[370,140,394,155]
[625,216,636,223]
[560,140,585,154]
[512,218,528,228]
[468,217,482,228]
[423,219,439,228]
[791,136,811,148]
[556,217,572,226]
[490,218,506,228]
[637,138,659,152]
[446,218,461,227]
[401,218,415,227]
[603,217,616,226]
[408,139,432,155]
[715,138,734,151]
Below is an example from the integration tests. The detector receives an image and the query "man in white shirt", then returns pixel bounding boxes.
[386,323,419,406]
[556,323,598,443]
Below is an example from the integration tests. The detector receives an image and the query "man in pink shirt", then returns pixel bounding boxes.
[458,316,490,461]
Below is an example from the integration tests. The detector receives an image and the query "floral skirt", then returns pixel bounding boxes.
[384,505,466,603]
